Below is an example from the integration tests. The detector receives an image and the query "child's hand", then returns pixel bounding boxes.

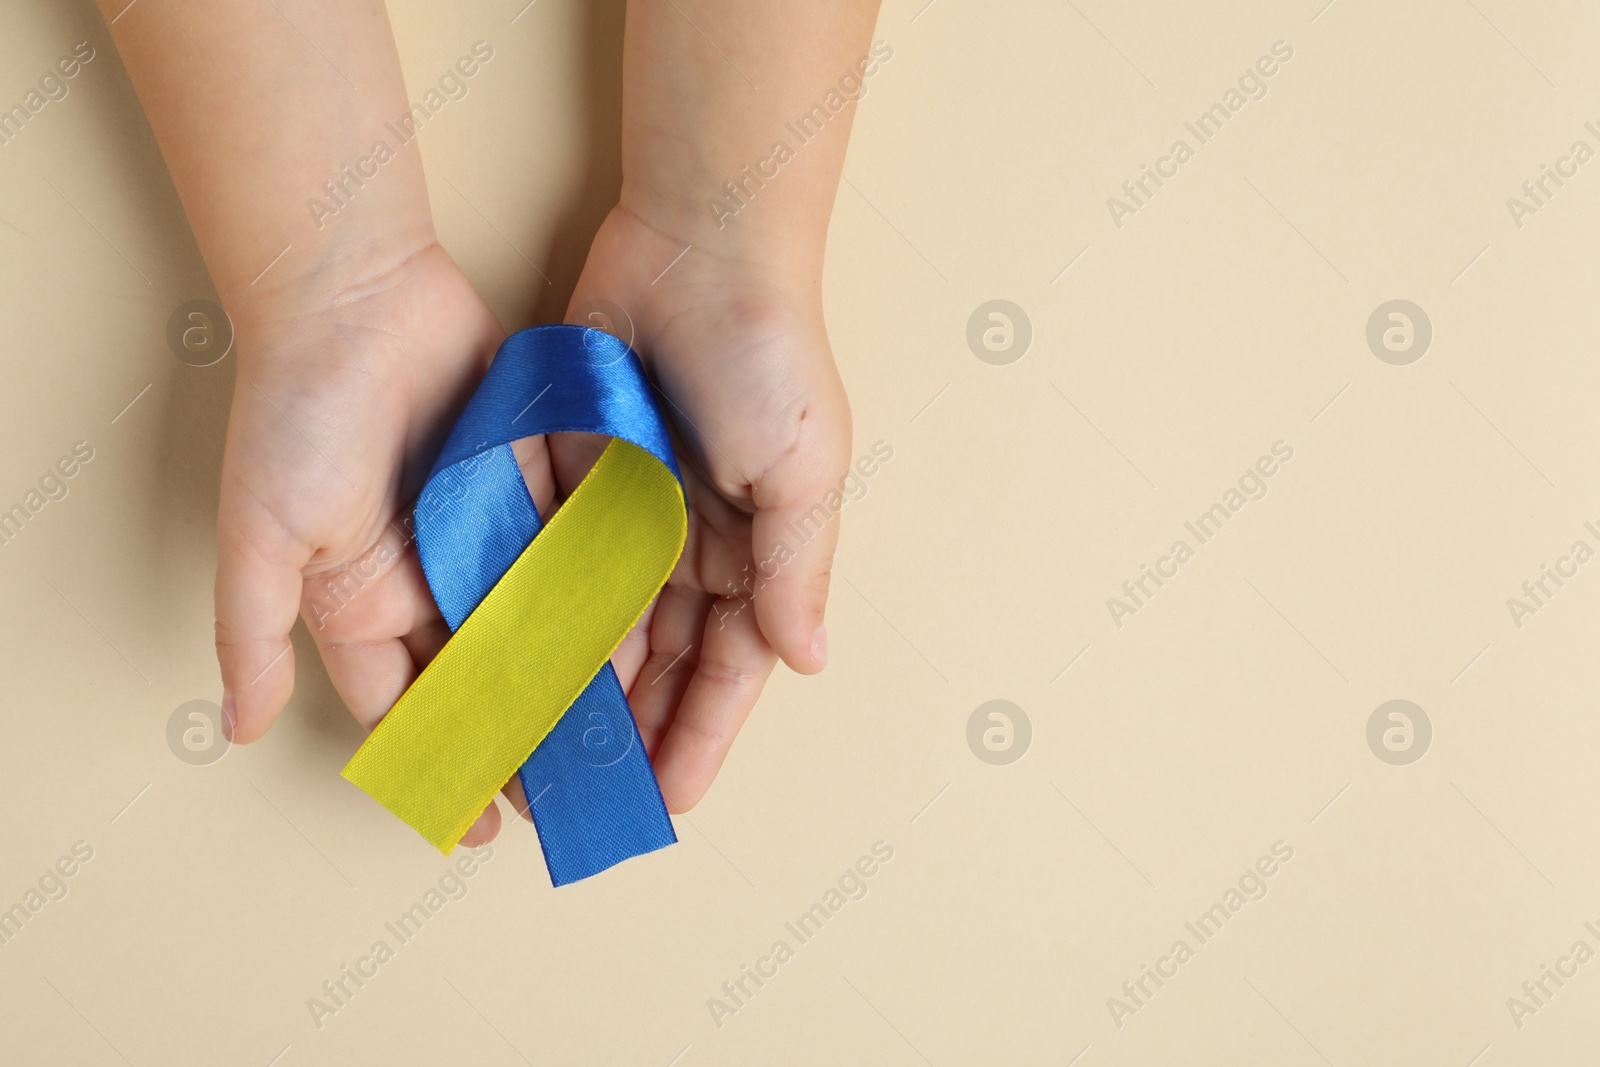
[536,0,881,812]
[218,243,548,846]
[554,205,852,813]
[99,0,539,841]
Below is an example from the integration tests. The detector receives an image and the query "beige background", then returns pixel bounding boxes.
[3,0,1599,1063]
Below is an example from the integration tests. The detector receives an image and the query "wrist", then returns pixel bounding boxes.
[620,185,830,291]
[220,220,440,340]
[617,128,843,291]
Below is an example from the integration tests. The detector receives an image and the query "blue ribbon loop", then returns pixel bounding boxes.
[411,324,679,885]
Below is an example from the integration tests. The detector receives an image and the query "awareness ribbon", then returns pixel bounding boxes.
[341,325,685,885]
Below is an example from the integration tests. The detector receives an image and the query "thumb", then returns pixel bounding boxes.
[215,485,307,743]
[750,405,851,675]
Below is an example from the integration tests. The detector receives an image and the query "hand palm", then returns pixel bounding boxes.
[218,244,549,844]
[554,206,850,811]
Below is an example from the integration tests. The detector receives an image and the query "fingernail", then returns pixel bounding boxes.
[811,625,828,668]
[220,690,236,742]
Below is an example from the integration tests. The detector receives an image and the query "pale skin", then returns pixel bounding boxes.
[99,0,879,844]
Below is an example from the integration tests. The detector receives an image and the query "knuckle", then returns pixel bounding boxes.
[693,656,763,691]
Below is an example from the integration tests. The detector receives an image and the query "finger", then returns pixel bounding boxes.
[503,775,534,825]
[305,534,506,845]
[216,481,310,744]
[651,593,777,812]
[398,616,453,672]
[749,406,851,674]
[627,585,712,753]
[677,474,760,601]
[510,433,558,517]
[545,430,613,501]
[301,524,439,728]
[609,595,660,694]
[459,799,502,846]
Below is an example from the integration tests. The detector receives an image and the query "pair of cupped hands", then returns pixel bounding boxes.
[216,203,851,846]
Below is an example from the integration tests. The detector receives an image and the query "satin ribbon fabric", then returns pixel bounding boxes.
[342,325,684,886]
